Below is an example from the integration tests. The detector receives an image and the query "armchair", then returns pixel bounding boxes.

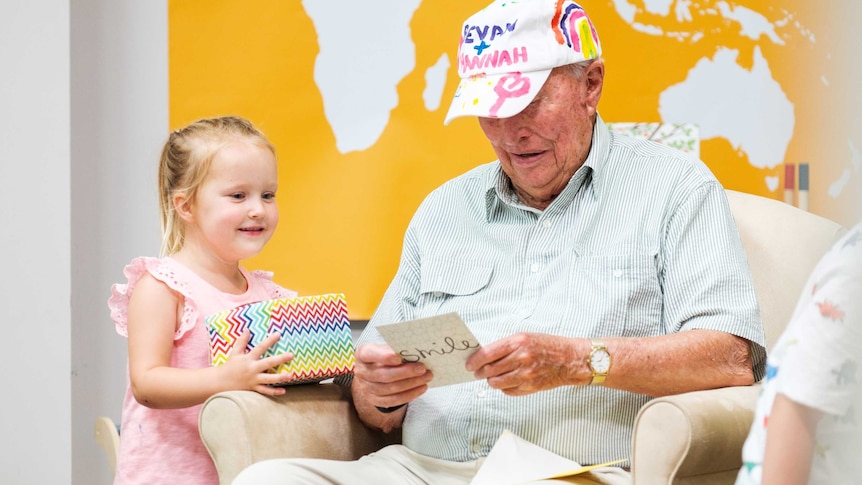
[199,189,845,484]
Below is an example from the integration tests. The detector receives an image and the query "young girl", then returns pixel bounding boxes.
[108,116,297,484]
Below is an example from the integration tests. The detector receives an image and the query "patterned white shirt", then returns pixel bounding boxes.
[355,115,766,465]
[737,222,862,484]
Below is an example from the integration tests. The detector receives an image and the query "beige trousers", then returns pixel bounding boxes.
[232,444,631,485]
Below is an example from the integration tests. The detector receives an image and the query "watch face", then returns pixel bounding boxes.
[591,349,611,373]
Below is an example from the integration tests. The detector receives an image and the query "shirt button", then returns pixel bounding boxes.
[541,219,551,228]
[476,389,486,398]
[472,443,482,452]
[530,263,539,273]
[613,269,623,278]
[432,291,444,298]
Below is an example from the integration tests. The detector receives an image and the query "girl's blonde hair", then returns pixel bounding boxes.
[158,116,276,256]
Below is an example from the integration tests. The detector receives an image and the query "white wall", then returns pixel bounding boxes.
[0,1,165,484]
[0,2,71,483]
[70,1,167,484]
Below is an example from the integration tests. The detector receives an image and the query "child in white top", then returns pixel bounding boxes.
[736,221,861,484]
[108,116,297,484]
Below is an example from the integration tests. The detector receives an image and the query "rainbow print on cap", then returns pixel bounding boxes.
[553,2,600,59]
[206,293,355,385]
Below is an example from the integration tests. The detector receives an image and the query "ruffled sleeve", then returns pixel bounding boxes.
[108,257,201,339]
[250,269,298,299]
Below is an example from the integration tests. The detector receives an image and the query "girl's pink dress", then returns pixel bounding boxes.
[108,257,296,484]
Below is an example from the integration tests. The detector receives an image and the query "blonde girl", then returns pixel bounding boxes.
[108,116,296,484]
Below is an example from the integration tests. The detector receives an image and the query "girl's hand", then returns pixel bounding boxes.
[221,330,296,396]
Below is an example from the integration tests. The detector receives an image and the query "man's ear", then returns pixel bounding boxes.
[173,192,194,223]
[584,60,604,112]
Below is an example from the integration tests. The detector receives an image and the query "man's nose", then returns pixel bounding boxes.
[494,114,532,142]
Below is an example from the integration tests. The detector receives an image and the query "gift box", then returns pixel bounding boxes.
[205,293,355,385]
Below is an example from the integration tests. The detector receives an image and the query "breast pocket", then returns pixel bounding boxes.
[416,259,493,320]
[567,253,662,337]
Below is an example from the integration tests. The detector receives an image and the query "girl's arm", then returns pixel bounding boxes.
[126,273,294,409]
[760,393,821,485]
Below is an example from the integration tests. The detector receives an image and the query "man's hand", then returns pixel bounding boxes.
[351,343,433,432]
[466,333,587,396]
[354,342,433,407]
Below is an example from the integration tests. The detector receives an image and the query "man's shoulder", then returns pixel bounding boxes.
[445,160,498,184]
[426,161,498,199]
[609,132,699,165]
[605,131,718,186]
[409,161,498,226]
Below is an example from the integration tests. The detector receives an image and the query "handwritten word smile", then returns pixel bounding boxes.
[399,336,480,362]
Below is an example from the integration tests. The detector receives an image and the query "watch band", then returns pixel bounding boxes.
[589,371,608,385]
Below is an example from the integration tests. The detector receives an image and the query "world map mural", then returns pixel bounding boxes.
[169,0,861,318]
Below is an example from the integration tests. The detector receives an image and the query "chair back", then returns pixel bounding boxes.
[725,189,845,348]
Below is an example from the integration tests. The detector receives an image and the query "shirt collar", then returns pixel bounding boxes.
[483,113,610,222]
[584,113,610,200]
[483,169,511,221]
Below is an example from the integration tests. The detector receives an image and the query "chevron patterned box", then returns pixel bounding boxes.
[205,293,355,385]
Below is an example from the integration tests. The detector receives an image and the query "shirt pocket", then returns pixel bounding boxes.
[567,253,661,337]
[416,259,493,320]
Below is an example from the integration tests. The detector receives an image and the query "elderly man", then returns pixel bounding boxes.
[234,0,765,483]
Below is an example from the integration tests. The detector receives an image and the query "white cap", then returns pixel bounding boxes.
[444,0,602,125]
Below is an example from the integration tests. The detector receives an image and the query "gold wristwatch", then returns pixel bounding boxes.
[587,338,611,385]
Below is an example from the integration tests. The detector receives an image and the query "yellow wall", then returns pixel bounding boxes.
[169,1,861,318]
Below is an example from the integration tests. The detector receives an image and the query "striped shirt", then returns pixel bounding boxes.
[356,115,766,465]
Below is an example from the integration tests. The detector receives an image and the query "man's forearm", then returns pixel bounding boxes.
[601,330,754,397]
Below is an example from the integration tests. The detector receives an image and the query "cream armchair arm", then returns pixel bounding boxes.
[631,385,761,485]
[199,384,397,485]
